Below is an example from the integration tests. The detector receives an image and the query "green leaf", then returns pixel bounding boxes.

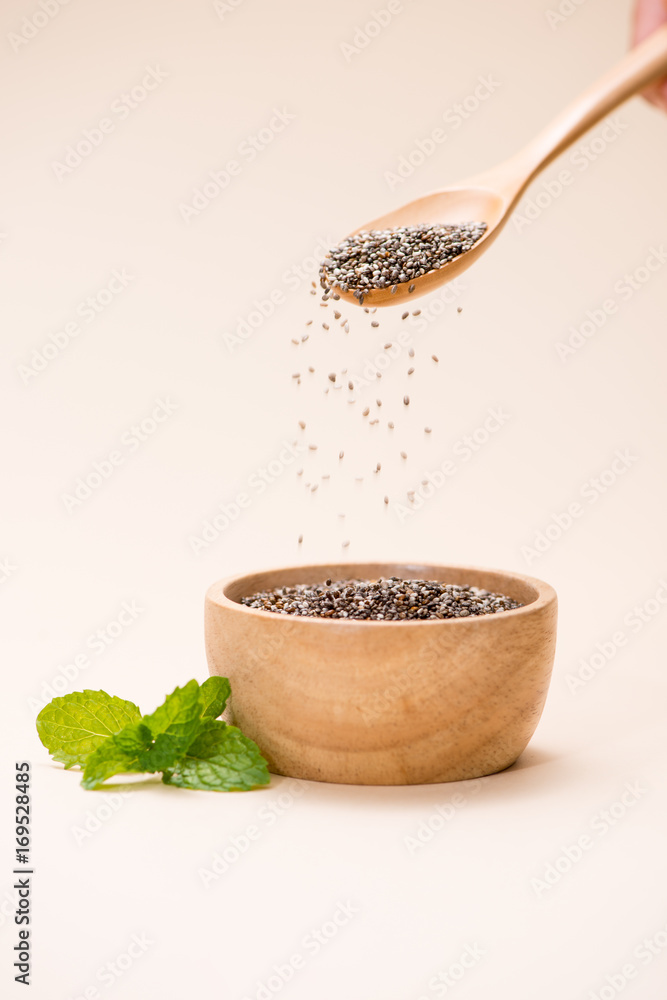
[199,676,231,719]
[141,679,203,752]
[162,719,270,792]
[85,721,202,789]
[81,723,153,789]
[36,690,141,769]
[81,681,205,789]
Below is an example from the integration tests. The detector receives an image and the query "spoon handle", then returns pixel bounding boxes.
[514,24,667,188]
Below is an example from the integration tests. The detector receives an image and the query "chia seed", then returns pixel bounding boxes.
[241,577,523,621]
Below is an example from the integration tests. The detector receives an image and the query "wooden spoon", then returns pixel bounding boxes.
[328,25,667,308]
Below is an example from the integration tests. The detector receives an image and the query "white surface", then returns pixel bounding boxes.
[2,0,667,996]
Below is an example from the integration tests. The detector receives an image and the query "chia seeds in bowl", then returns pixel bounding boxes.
[240,576,522,621]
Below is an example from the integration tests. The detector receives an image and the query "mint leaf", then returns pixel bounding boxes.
[163,719,270,791]
[80,680,228,790]
[36,690,141,769]
[81,719,199,789]
[200,676,231,719]
[140,679,203,752]
[81,723,153,789]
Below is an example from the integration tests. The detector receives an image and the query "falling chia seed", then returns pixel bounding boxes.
[240,578,523,621]
[290,222,475,549]
[319,222,487,300]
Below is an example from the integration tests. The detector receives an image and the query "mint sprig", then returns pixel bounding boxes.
[36,676,269,793]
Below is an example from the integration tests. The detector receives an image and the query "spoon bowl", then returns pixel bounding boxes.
[332,183,509,307]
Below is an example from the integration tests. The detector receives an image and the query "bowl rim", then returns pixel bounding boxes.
[206,561,557,627]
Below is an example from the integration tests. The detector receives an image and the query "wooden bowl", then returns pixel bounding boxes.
[205,562,557,785]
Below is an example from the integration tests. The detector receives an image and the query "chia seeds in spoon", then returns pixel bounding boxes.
[240,577,522,620]
[319,222,487,300]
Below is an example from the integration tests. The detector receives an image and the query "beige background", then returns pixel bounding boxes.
[2,0,667,996]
